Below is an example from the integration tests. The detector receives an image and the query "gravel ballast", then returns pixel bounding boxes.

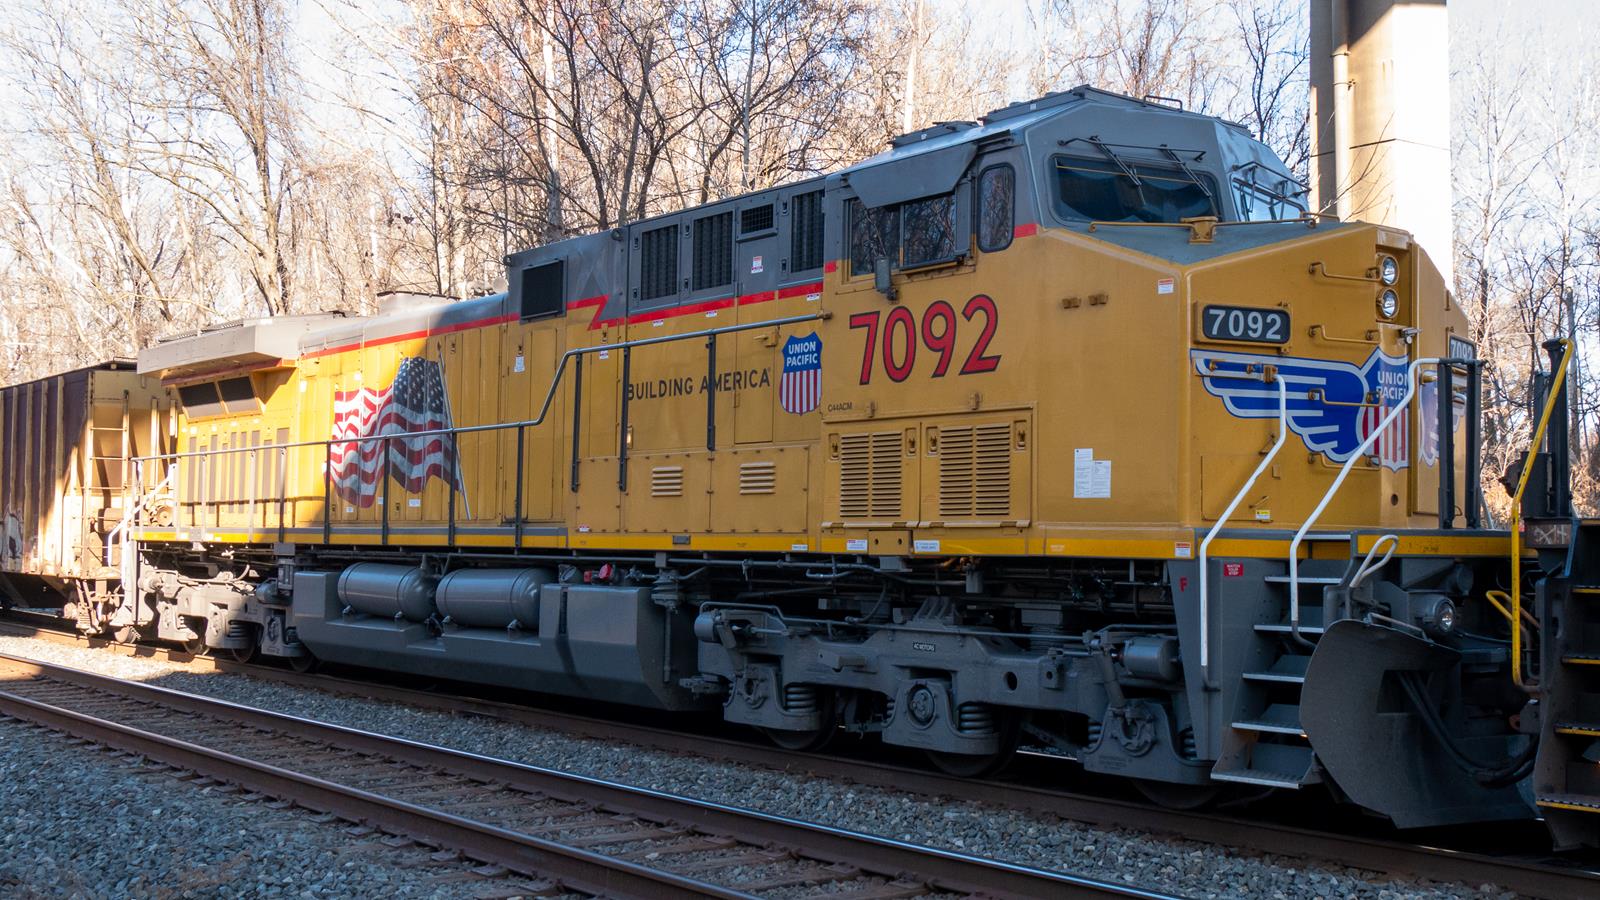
[0,713,567,898]
[0,633,1517,899]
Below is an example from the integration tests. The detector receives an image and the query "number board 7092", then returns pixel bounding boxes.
[1201,305,1289,344]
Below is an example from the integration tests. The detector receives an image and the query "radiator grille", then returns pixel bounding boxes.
[640,224,678,301]
[838,431,902,519]
[790,190,824,272]
[692,211,733,291]
[739,461,777,495]
[938,423,1011,518]
[650,465,684,497]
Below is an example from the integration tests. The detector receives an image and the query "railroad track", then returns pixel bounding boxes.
[0,650,1161,899]
[4,614,1599,899]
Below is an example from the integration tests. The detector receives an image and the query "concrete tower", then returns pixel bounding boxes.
[1310,0,1452,281]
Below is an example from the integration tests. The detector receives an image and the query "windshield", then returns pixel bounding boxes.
[1052,155,1218,223]
[1232,165,1308,222]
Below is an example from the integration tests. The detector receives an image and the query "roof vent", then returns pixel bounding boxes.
[890,120,978,148]
[377,291,455,315]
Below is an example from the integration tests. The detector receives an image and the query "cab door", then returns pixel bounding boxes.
[500,322,564,523]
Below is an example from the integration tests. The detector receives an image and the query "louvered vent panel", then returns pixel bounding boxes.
[640,225,679,301]
[739,461,777,495]
[790,190,824,272]
[939,423,1011,518]
[839,431,902,519]
[692,212,733,291]
[651,465,684,497]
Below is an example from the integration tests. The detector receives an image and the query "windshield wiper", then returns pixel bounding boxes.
[1085,136,1142,186]
[1080,136,1151,212]
[1160,145,1215,214]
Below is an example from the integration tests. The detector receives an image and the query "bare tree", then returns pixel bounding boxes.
[126,0,302,315]
[1228,0,1308,181]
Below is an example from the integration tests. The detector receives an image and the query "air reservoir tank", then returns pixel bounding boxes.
[434,568,553,629]
[337,564,438,622]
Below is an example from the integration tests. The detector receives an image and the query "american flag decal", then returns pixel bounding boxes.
[780,332,822,415]
[1359,402,1409,471]
[1417,380,1466,467]
[328,357,468,509]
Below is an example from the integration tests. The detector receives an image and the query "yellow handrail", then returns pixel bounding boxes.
[1509,338,1574,689]
[1484,589,1539,632]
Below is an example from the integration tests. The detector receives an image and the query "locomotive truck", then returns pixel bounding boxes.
[3,86,1597,847]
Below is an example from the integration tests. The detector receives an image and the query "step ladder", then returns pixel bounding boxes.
[73,421,132,576]
[1535,518,1600,848]
[1210,536,1351,789]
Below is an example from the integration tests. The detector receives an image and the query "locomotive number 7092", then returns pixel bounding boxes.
[1201,304,1289,344]
[848,295,1001,384]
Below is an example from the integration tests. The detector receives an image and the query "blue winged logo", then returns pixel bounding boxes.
[1191,347,1412,470]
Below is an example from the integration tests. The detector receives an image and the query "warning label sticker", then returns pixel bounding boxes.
[1073,448,1112,498]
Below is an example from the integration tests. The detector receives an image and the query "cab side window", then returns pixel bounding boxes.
[977,165,1014,252]
[849,192,963,275]
[901,194,956,266]
[848,199,899,277]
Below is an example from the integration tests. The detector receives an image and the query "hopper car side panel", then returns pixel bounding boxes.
[0,364,165,595]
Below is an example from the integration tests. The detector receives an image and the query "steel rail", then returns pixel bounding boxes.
[0,650,1160,900]
[3,617,1597,899]
[0,687,739,899]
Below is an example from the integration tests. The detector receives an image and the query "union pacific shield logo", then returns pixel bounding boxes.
[780,332,822,414]
[1191,346,1413,471]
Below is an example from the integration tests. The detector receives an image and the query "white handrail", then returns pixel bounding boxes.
[1198,373,1289,682]
[1288,357,1441,644]
[1349,533,1399,591]
[104,465,175,567]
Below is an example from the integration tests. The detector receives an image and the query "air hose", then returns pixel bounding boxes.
[1397,671,1537,788]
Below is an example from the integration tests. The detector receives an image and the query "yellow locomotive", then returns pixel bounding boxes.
[5,87,1598,846]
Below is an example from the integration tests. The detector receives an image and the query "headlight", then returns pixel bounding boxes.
[1379,255,1398,285]
[1422,597,1456,637]
[1378,289,1399,319]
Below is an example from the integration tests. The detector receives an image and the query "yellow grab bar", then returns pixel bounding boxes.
[1484,589,1539,632]
[1508,338,1573,689]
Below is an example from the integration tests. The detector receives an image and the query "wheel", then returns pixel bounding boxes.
[227,643,257,664]
[112,626,141,644]
[286,652,317,673]
[925,746,1015,778]
[180,636,206,655]
[1132,778,1222,810]
[758,690,838,752]
[925,713,1022,778]
[759,724,836,752]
